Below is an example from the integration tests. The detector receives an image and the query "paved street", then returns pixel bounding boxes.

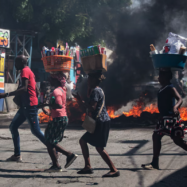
[0,119,187,187]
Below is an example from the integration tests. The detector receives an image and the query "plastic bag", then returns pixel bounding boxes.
[169,40,184,54]
[66,82,74,100]
[164,32,187,54]
[168,32,187,46]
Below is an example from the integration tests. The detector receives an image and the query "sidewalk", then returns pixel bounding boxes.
[0,110,18,118]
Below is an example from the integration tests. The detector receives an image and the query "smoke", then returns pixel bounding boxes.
[130,0,153,9]
[102,0,187,108]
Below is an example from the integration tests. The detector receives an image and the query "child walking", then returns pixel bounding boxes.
[40,73,78,172]
[142,69,187,170]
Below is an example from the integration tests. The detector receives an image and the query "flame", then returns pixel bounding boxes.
[107,101,149,118]
[66,99,86,122]
[107,103,187,121]
[143,104,159,114]
[179,108,187,121]
[38,100,187,123]
[107,107,121,119]
[123,103,144,117]
[81,113,86,121]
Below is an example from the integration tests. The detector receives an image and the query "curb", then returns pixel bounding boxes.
[0,112,17,118]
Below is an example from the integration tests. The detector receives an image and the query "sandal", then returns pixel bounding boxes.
[6,155,22,162]
[45,165,63,172]
[77,168,94,174]
[102,171,120,178]
[141,163,159,170]
[64,153,78,169]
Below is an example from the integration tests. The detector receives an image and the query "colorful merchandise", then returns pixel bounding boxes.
[41,43,77,58]
[150,32,187,70]
[80,45,106,58]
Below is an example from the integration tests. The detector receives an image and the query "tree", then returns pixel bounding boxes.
[0,0,131,46]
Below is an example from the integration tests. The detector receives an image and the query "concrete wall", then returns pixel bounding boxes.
[3,83,18,111]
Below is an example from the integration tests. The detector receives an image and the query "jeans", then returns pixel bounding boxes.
[9,106,46,156]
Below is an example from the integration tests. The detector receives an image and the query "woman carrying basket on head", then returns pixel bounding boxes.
[39,73,78,172]
[73,71,120,178]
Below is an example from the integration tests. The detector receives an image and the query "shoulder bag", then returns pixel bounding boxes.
[82,89,105,134]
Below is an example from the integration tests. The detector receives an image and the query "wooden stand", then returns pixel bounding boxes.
[81,54,107,74]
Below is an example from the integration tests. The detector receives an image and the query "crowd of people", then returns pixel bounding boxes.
[0,55,187,178]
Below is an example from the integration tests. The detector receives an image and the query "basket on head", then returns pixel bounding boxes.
[151,54,187,70]
[81,54,107,74]
[41,55,73,72]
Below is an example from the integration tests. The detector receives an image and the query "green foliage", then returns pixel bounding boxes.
[0,0,131,46]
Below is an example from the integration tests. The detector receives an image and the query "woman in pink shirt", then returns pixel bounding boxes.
[41,73,78,172]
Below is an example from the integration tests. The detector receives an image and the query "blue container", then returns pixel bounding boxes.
[151,54,187,70]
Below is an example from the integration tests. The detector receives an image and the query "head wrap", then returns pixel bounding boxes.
[50,73,66,88]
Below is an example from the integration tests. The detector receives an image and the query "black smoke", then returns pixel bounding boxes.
[103,0,187,108]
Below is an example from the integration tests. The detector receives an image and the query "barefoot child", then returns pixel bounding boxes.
[142,69,187,170]
[40,73,78,172]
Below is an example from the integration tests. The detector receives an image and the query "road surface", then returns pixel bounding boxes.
[0,118,187,187]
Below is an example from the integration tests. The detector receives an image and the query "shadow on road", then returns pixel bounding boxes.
[0,173,95,179]
[150,165,187,187]
[1,149,187,157]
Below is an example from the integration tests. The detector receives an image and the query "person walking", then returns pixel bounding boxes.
[40,73,78,172]
[142,69,187,170]
[0,55,46,162]
[73,71,120,178]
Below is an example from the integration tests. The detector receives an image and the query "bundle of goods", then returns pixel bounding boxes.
[41,43,74,72]
[80,45,107,74]
[150,32,187,70]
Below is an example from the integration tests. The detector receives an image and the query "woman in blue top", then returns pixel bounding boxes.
[142,69,187,170]
[73,71,119,178]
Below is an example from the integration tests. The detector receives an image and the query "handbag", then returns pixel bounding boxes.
[82,89,105,134]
